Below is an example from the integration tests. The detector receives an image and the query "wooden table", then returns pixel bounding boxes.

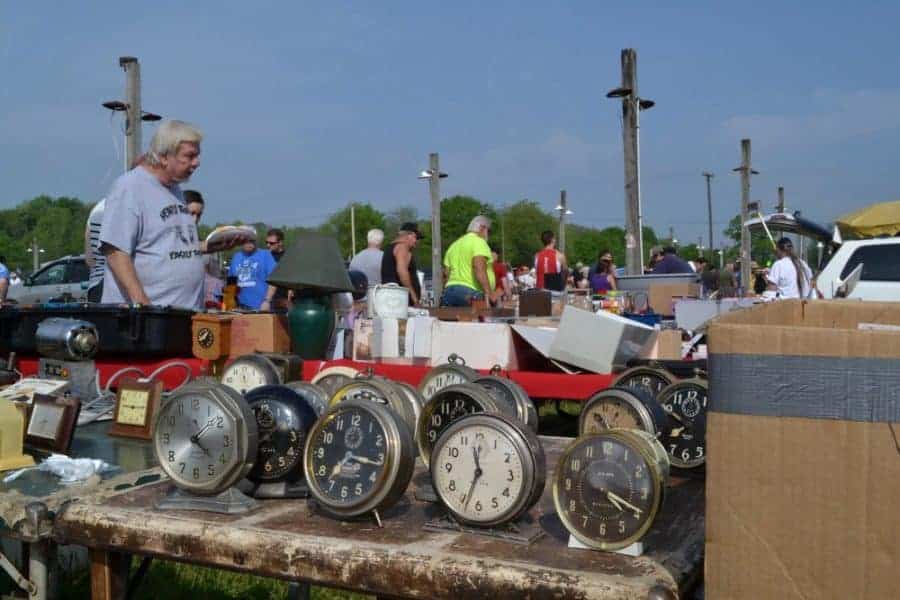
[54,436,703,599]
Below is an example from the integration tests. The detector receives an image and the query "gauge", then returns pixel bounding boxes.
[578,387,668,438]
[418,354,479,400]
[431,413,545,527]
[329,377,418,438]
[245,385,318,483]
[304,399,415,518]
[153,381,258,495]
[310,366,360,399]
[613,366,675,399]
[221,354,281,395]
[284,381,330,417]
[553,429,669,551]
[416,383,501,467]
[473,375,539,432]
[656,378,708,469]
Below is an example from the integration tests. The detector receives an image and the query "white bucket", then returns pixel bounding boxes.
[367,284,410,319]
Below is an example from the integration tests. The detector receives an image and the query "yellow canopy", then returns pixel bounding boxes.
[836,201,900,238]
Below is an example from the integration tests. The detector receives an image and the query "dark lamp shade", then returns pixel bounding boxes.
[267,232,354,293]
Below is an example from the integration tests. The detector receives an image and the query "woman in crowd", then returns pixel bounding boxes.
[767,237,813,299]
[588,249,617,294]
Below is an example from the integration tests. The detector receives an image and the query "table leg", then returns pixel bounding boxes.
[90,550,130,600]
[287,582,310,600]
[28,540,52,600]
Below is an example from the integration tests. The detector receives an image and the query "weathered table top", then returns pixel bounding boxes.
[54,436,704,600]
[0,421,160,541]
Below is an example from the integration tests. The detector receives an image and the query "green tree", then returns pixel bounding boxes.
[0,195,92,274]
[317,203,386,259]
[724,214,776,267]
[384,206,419,239]
[496,200,555,267]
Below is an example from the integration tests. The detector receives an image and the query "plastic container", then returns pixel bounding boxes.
[623,312,662,328]
[0,305,194,358]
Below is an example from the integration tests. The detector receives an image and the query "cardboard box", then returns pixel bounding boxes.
[548,306,657,374]
[648,282,699,316]
[352,318,407,360]
[644,328,682,360]
[706,300,900,600]
[228,313,291,358]
[430,321,518,370]
[404,316,435,359]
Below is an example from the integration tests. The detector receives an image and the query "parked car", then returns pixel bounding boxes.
[6,255,90,304]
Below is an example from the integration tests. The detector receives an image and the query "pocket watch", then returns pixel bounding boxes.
[431,413,545,527]
[473,375,539,432]
[578,387,668,438]
[416,383,501,467]
[329,377,418,437]
[221,354,296,395]
[553,429,670,551]
[656,378,708,469]
[283,381,330,417]
[304,398,415,519]
[310,366,360,399]
[418,354,479,401]
[154,381,258,495]
[245,385,319,483]
[612,366,675,399]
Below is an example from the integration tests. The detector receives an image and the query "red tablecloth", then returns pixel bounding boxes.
[17,356,205,391]
[302,359,614,401]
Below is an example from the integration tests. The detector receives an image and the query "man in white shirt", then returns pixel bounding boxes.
[349,229,384,288]
[767,238,813,299]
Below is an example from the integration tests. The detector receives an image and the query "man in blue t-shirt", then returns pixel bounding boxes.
[651,246,695,275]
[0,256,9,306]
[228,239,277,310]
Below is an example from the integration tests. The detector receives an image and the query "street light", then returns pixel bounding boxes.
[554,201,574,255]
[27,243,45,272]
[419,154,448,305]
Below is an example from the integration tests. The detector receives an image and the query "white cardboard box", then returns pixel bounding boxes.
[430,321,519,370]
[404,316,435,358]
[549,306,657,374]
[353,318,403,360]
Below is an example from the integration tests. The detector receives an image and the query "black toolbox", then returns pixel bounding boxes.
[0,305,194,358]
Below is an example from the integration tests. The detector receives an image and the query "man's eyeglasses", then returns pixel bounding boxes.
[266,240,280,246]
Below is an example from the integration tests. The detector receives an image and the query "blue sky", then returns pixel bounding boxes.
[2,1,899,247]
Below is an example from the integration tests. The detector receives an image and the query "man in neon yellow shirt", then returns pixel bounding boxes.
[441,215,500,306]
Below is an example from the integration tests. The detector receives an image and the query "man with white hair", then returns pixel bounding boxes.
[100,120,243,308]
[349,228,384,288]
[441,215,500,307]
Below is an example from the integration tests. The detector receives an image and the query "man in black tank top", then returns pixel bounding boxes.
[381,222,423,305]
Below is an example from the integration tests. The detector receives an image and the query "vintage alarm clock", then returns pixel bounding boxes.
[304,398,415,520]
[310,366,360,400]
[284,381,330,417]
[328,377,419,438]
[221,353,302,395]
[578,387,668,438]
[109,377,164,440]
[553,429,670,551]
[473,375,538,432]
[655,378,708,469]
[416,383,501,467]
[153,381,258,500]
[418,354,479,401]
[245,385,319,497]
[612,366,675,399]
[431,413,545,527]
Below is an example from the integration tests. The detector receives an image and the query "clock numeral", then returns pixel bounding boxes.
[162,433,170,444]
[179,462,185,474]
[428,430,437,442]
[166,416,176,427]
[441,402,450,415]
[459,435,469,446]
[219,453,226,465]
[175,403,183,416]
[507,469,515,482]
[569,499,576,512]
[571,459,581,472]
[641,487,649,500]
[564,478,572,491]
[354,483,363,496]
[316,447,324,459]
[328,480,335,491]
[323,432,334,445]
[491,497,499,509]
[635,465,644,478]
[377,452,384,462]
[286,447,295,457]
[696,446,704,458]
[375,435,384,447]
[448,447,459,458]
[340,486,349,499]
[493,439,498,449]
[336,417,344,431]
[444,462,453,473]
[318,465,327,476]
[502,487,510,497]
[191,398,200,411]
[602,442,613,456]
[681,449,691,461]
[504,452,511,463]
[369,471,377,482]
[168,451,175,462]
[584,445,594,459]
[207,464,215,477]
[192,467,200,480]
[431,414,442,427]
[582,515,589,527]
[618,520,626,534]
[216,416,224,428]
[351,414,361,426]
[448,480,456,492]
[223,435,231,447]
[453,398,465,410]
[474,500,482,512]
[599,523,606,536]
[475,432,485,441]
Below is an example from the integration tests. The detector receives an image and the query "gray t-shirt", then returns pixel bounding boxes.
[349,247,383,287]
[100,167,204,309]
[87,199,106,286]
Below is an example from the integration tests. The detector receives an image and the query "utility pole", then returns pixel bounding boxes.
[702,171,714,260]
[558,190,568,254]
[120,57,141,170]
[620,49,643,275]
[733,139,758,295]
[776,186,785,213]
[350,203,356,259]
[32,237,40,272]
[428,153,443,304]
[669,226,676,247]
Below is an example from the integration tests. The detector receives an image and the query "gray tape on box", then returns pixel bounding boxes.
[709,353,900,423]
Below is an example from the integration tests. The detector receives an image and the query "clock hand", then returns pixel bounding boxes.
[191,417,217,443]
[329,451,353,479]
[592,413,612,428]
[607,490,643,517]
[603,489,625,512]
[669,426,685,438]
[348,454,384,466]
[662,406,689,428]
[463,446,483,510]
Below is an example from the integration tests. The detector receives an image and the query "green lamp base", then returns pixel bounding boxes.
[288,293,336,360]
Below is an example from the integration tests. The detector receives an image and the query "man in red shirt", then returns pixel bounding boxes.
[491,250,511,301]
[534,230,567,291]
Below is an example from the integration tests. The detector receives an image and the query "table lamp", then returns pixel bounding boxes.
[267,232,354,359]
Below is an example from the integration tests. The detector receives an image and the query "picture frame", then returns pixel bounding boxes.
[109,378,163,441]
[25,394,81,454]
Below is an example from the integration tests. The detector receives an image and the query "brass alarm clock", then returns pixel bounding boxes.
[553,429,670,551]
[310,366,360,399]
[418,354,479,401]
[328,376,419,438]
[416,383,501,467]
[612,366,675,399]
[221,353,302,395]
[656,378,708,469]
[304,398,415,519]
[473,375,538,432]
[578,387,668,438]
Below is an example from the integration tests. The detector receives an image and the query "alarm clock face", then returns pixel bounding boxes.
[197,327,215,349]
[246,386,318,482]
[117,389,150,426]
[310,367,360,400]
[284,381,330,416]
[154,383,258,494]
[416,384,499,467]
[578,387,668,438]
[304,399,415,517]
[330,379,418,436]
[656,380,708,469]
[431,413,545,527]
[473,376,538,432]
[418,359,479,401]
[613,367,675,399]
[553,431,667,550]
[221,355,281,395]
